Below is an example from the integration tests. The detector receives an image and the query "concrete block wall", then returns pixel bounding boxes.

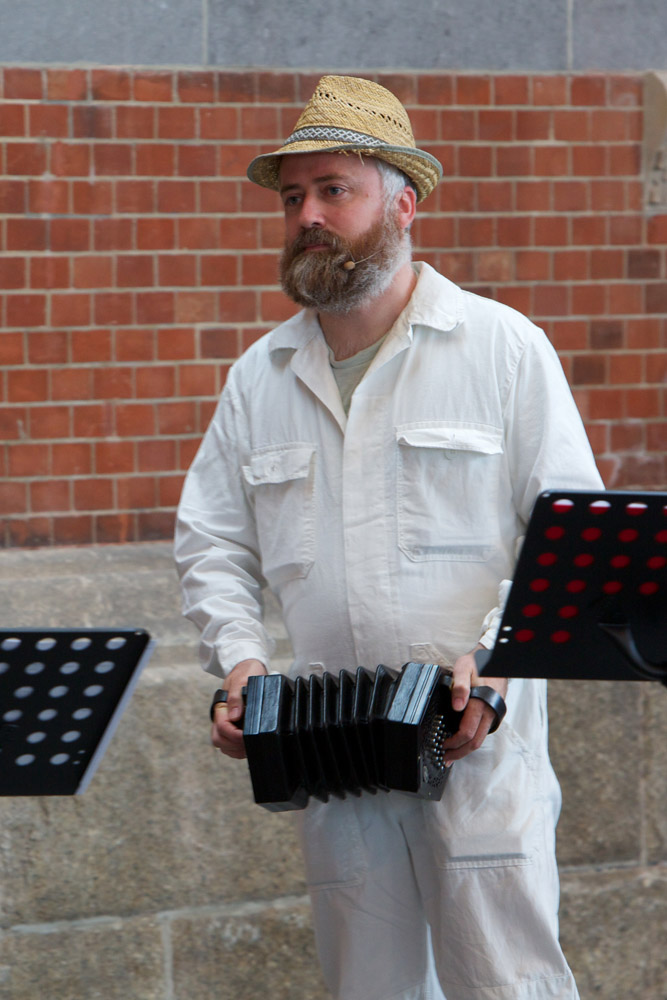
[0,543,666,998]
[1,67,666,548]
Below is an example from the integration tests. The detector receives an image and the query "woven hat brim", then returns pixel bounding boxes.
[247,142,442,203]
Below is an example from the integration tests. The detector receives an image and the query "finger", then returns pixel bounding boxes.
[449,665,474,713]
[211,707,247,758]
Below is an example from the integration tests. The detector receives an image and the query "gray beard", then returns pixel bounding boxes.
[279,215,411,315]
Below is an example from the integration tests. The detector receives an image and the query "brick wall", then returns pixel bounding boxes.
[1,68,665,547]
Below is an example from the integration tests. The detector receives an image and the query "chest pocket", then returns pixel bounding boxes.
[396,423,503,562]
[242,443,316,587]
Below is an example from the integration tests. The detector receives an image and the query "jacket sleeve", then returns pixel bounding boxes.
[477,326,605,650]
[174,374,276,678]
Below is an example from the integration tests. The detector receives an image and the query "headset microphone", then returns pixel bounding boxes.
[341,250,380,271]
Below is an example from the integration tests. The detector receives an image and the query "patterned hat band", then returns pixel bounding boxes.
[246,75,443,203]
[283,126,386,149]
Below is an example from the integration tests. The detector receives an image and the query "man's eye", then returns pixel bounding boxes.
[283,195,301,207]
[326,186,344,196]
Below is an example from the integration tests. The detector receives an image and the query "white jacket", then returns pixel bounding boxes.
[175,263,603,751]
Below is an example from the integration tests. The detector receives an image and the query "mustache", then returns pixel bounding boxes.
[290,228,346,255]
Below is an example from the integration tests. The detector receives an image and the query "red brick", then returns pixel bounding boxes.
[134,364,175,399]
[608,283,643,314]
[0,332,24,364]
[74,478,113,511]
[590,249,624,279]
[6,517,53,546]
[549,320,588,351]
[158,254,198,287]
[73,105,113,139]
[259,291,297,324]
[239,106,280,140]
[91,69,131,101]
[7,371,49,409]
[647,421,667,451]
[553,181,588,212]
[0,256,27,288]
[260,216,286,249]
[0,481,28,517]
[6,141,48,175]
[30,405,70,438]
[117,255,155,288]
[116,402,156,437]
[158,106,197,139]
[200,327,239,358]
[29,104,69,138]
[34,481,71,514]
[96,441,135,473]
[50,366,93,402]
[157,328,196,360]
[0,179,25,214]
[408,108,438,142]
[71,329,112,363]
[572,284,607,315]
[30,256,69,289]
[72,180,113,215]
[8,442,50,478]
[5,219,47,251]
[93,218,132,251]
[0,406,28,442]
[534,146,569,176]
[554,250,589,281]
[134,72,174,102]
[495,145,533,176]
[533,215,569,246]
[572,354,607,385]
[50,142,91,177]
[46,69,88,101]
[554,110,590,142]
[515,110,551,141]
[158,475,185,508]
[177,144,217,176]
[115,179,156,214]
[475,180,511,213]
[458,145,492,177]
[240,252,279,285]
[94,143,133,176]
[609,75,642,108]
[53,515,94,545]
[178,71,216,103]
[201,181,239,216]
[6,293,47,328]
[4,68,43,99]
[494,76,529,105]
[73,256,113,289]
[240,183,277,213]
[476,250,513,282]
[177,363,218,397]
[174,290,217,323]
[218,72,257,103]
[456,75,491,105]
[625,388,661,418]
[27,330,68,364]
[115,328,155,362]
[93,367,134,399]
[50,293,91,328]
[609,215,643,245]
[137,438,177,472]
[533,284,571,316]
[610,422,644,451]
[136,292,175,324]
[157,400,197,434]
[199,107,237,142]
[219,144,258,177]
[571,216,607,246]
[52,442,92,475]
[457,217,494,247]
[137,510,176,540]
[496,216,532,247]
[516,180,551,211]
[0,103,26,136]
[72,403,113,437]
[28,180,69,214]
[137,218,175,250]
[571,144,607,176]
[117,476,157,509]
[531,76,568,106]
[515,250,551,281]
[116,105,155,139]
[571,76,607,106]
[587,387,624,419]
[178,217,219,249]
[51,219,91,252]
[590,180,625,211]
[94,292,134,326]
[157,180,196,213]
[609,353,642,384]
[257,71,297,103]
[136,143,175,176]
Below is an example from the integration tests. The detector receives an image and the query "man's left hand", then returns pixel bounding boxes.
[441,645,508,765]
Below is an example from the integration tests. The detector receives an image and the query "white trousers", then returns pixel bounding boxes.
[295,722,579,1000]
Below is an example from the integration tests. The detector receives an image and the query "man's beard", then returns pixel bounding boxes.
[279,211,410,315]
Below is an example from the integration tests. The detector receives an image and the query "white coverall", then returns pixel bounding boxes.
[175,263,604,1000]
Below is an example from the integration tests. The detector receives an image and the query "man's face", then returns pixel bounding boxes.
[278,152,410,314]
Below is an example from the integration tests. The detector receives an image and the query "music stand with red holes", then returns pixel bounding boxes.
[475,491,667,687]
[0,628,154,795]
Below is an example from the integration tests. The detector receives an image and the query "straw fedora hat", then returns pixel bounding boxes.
[247,75,442,203]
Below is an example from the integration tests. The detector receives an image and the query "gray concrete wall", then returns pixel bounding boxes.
[0,0,665,70]
[0,544,666,999]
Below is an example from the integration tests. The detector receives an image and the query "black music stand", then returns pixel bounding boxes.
[476,490,667,687]
[0,628,154,795]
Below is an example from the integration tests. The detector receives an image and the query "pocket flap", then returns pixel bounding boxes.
[396,423,503,455]
[243,443,315,485]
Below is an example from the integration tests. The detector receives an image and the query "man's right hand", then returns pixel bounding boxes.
[211,658,267,759]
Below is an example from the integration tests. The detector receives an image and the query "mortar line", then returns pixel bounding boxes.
[202,0,209,67]
[566,0,574,71]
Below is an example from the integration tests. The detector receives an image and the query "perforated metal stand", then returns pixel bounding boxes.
[0,628,154,795]
[476,490,666,686]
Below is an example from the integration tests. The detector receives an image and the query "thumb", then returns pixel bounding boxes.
[225,688,244,723]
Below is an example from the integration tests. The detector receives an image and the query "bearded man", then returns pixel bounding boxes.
[175,76,602,1000]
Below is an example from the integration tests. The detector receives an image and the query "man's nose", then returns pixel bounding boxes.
[298,192,325,229]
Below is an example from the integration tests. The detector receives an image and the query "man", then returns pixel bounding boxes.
[175,75,603,1000]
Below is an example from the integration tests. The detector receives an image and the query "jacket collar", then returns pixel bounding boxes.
[267,262,464,356]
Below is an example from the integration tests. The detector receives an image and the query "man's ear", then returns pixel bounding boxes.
[396,184,417,231]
